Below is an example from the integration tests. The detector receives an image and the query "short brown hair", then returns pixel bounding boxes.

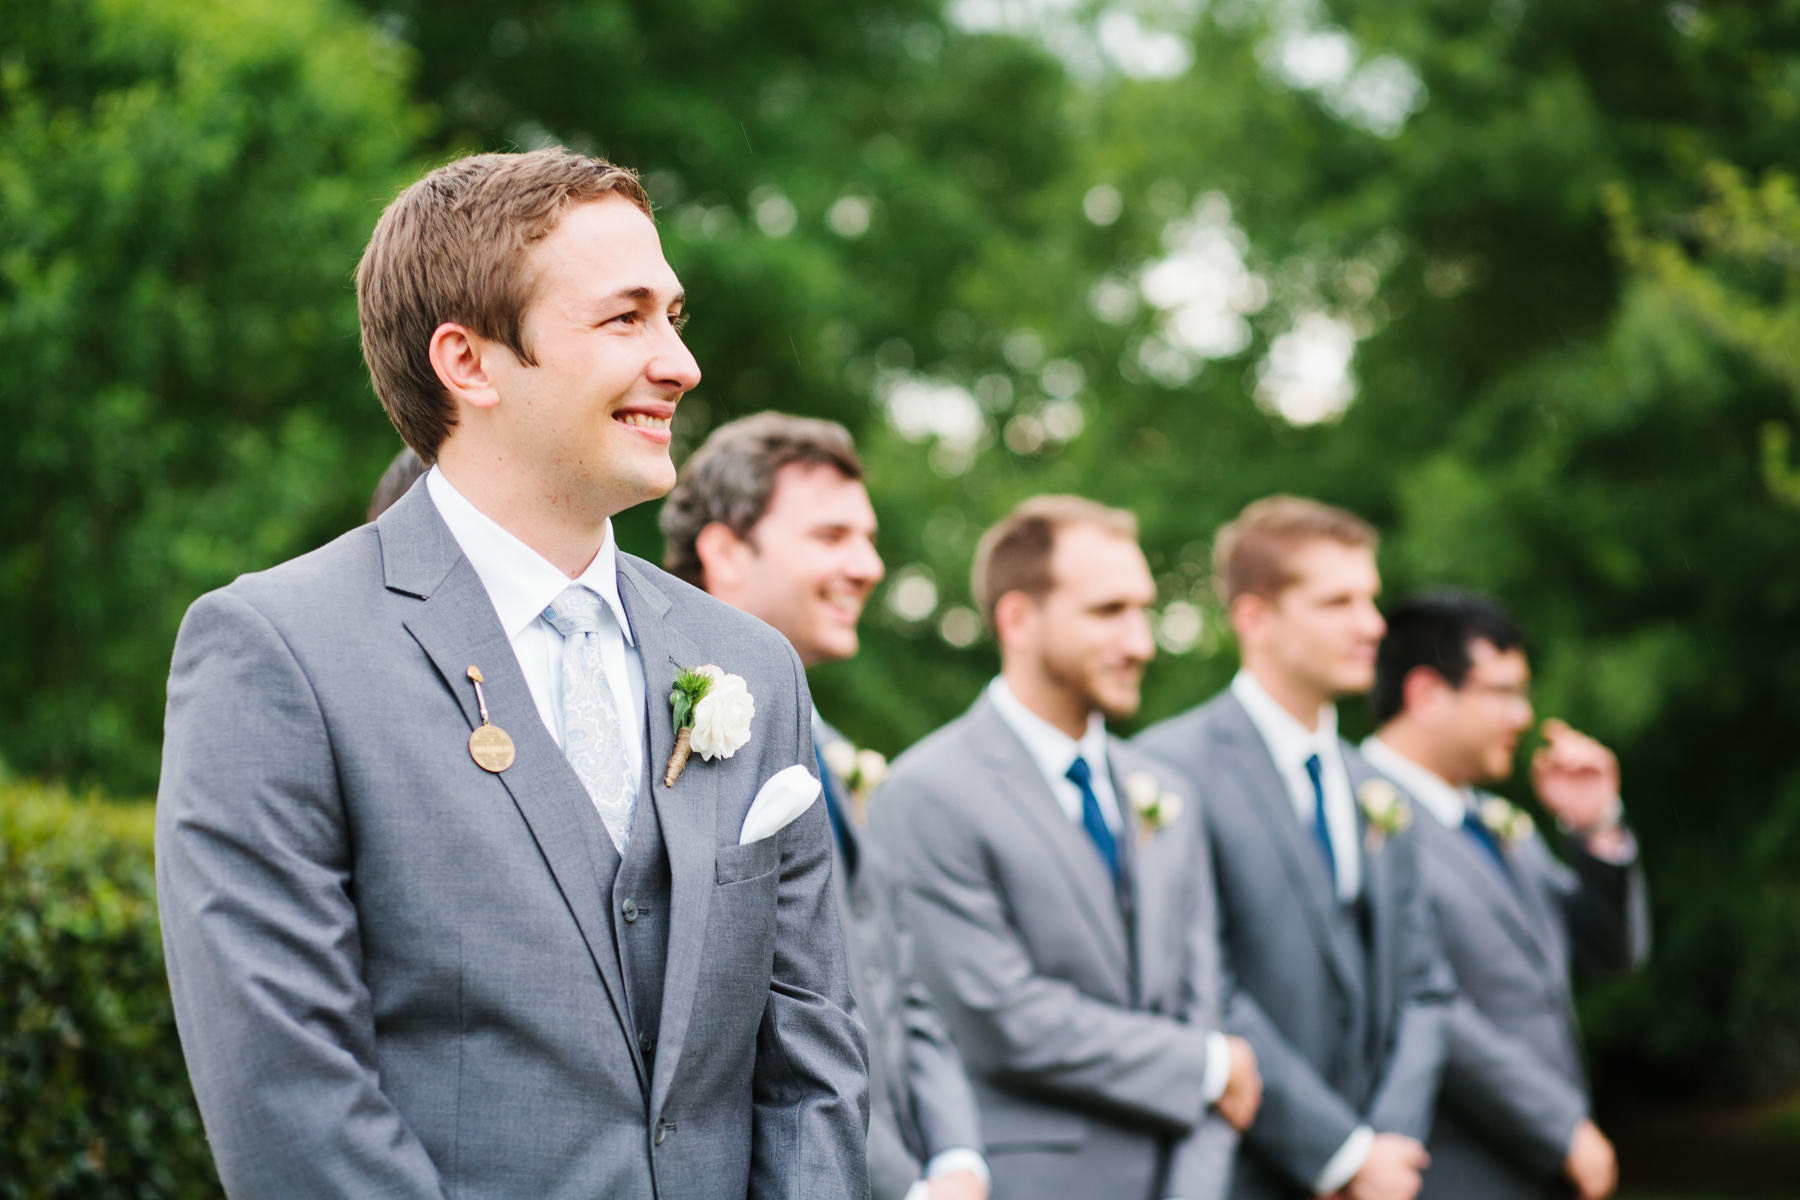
[1213,495,1377,605]
[971,495,1138,633]
[660,412,864,588]
[355,148,653,462]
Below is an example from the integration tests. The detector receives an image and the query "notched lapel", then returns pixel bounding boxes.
[616,561,717,1111]
[397,551,636,1055]
[1213,701,1362,998]
[970,700,1131,984]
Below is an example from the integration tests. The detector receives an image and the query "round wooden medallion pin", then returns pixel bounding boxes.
[465,666,516,773]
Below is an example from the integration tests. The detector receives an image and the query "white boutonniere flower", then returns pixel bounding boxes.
[1479,797,1536,846]
[821,737,888,805]
[664,664,754,786]
[1124,770,1184,838]
[1357,778,1411,851]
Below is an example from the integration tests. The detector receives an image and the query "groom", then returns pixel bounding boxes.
[155,149,868,1198]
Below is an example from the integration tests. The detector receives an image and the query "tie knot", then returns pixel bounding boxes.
[543,585,607,638]
[1066,755,1094,789]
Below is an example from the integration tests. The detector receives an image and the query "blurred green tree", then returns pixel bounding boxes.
[0,0,424,789]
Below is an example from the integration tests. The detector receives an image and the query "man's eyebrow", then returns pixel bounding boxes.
[593,285,685,307]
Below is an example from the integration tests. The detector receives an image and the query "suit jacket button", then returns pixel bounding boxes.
[622,899,639,923]
[653,1118,670,1146]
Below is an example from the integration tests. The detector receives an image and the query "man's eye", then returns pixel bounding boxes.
[608,311,639,327]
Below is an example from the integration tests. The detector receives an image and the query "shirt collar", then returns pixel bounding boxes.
[425,465,634,645]
[1231,669,1338,771]
[987,677,1110,784]
[1359,736,1470,827]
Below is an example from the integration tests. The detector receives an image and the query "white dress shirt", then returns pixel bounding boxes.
[1231,671,1372,1194]
[1230,671,1361,901]
[426,467,646,801]
[986,676,1232,1130]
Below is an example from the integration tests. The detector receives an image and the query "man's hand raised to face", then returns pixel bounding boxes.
[1532,718,1629,855]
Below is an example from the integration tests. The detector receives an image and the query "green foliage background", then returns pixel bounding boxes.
[5,0,1800,1163]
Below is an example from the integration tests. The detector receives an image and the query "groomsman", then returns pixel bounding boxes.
[662,412,990,1200]
[1361,591,1649,1200]
[870,495,1261,1200]
[1138,496,1452,1200]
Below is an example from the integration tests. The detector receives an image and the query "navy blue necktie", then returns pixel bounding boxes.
[1460,807,1512,884]
[813,736,856,874]
[1304,752,1337,890]
[1066,756,1119,880]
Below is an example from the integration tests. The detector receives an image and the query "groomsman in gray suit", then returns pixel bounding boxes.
[1362,591,1649,1200]
[1138,496,1453,1200]
[871,496,1262,1200]
[155,149,868,1198]
[662,411,990,1200]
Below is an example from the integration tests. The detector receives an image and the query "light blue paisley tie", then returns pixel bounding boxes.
[543,585,636,855]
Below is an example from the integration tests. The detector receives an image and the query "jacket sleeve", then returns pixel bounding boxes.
[1366,827,1455,1139]
[750,647,872,1198]
[155,589,450,1198]
[1543,835,1652,978]
[1438,999,1586,1178]
[1162,800,1239,1200]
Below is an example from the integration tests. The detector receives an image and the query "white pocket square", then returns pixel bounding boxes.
[737,764,822,845]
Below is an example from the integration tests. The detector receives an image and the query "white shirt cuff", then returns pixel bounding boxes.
[904,1182,930,1200]
[1200,1031,1232,1106]
[1313,1126,1374,1195]
[926,1148,990,1186]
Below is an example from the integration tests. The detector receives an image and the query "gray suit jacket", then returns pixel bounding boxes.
[869,694,1237,1200]
[1402,792,1649,1200]
[155,484,869,1199]
[1137,694,1453,1200]
[818,723,984,1200]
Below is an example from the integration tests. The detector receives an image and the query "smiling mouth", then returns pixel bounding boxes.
[617,413,671,431]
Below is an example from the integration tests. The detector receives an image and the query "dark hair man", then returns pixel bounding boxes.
[664,410,990,1200]
[1362,591,1649,1200]
[870,495,1261,1200]
[1139,496,1454,1200]
[155,149,868,1198]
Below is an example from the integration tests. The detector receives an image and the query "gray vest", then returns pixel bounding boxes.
[587,795,673,1082]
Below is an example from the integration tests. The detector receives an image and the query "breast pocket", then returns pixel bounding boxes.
[714,836,781,885]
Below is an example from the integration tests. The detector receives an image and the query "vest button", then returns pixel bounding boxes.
[622,899,639,923]
[639,1029,657,1055]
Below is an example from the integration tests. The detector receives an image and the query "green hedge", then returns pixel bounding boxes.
[1,782,220,1198]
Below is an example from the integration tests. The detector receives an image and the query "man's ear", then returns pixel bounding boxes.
[1402,664,1449,714]
[694,521,751,597]
[992,590,1036,655]
[428,321,504,411]
[1229,592,1266,646]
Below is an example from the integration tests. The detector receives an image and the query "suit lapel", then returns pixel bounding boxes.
[616,559,717,1113]
[1113,745,1176,1010]
[382,491,636,1055]
[969,698,1131,983]
[1213,696,1361,999]
[1410,787,1556,970]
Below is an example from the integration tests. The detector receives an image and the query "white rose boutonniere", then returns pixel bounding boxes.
[664,664,755,786]
[1479,797,1536,846]
[822,737,889,806]
[1357,778,1411,852]
[1124,771,1184,839]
